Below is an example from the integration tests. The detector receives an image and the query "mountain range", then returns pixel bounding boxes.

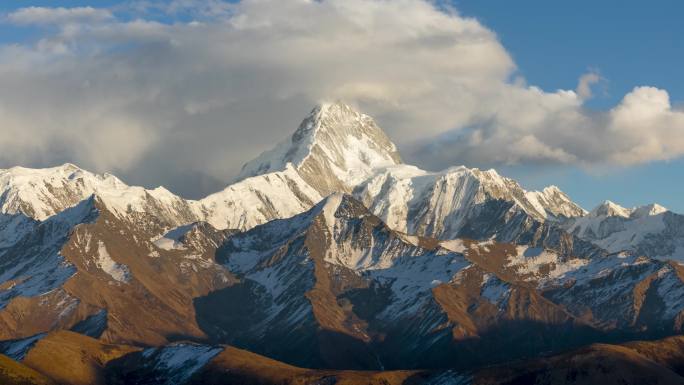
[1,102,684,384]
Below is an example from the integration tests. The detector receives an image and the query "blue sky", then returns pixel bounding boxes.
[0,0,681,212]
[454,0,684,211]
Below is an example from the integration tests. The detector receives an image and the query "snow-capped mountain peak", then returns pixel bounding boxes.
[235,102,402,195]
[588,200,632,218]
[470,168,585,220]
[0,163,198,228]
[524,184,588,219]
[630,203,668,219]
[560,200,683,262]
[0,163,124,220]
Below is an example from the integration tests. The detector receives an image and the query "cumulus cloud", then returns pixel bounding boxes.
[411,84,684,171]
[0,0,682,198]
[608,87,684,164]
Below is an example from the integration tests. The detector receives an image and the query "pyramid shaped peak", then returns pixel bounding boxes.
[317,100,359,112]
[289,101,360,141]
[235,102,402,195]
[590,200,631,218]
[293,101,396,148]
[314,101,367,120]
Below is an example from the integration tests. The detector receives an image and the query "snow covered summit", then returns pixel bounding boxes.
[235,102,402,195]
[588,200,632,218]
[0,162,198,225]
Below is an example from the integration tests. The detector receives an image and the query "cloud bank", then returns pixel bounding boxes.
[0,0,682,197]
[6,6,113,25]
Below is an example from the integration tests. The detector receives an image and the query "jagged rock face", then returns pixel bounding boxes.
[353,165,586,242]
[352,166,600,265]
[450,240,684,335]
[0,195,235,346]
[194,194,602,370]
[0,214,36,250]
[202,193,468,369]
[1,191,680,373]
[0,198,97,312]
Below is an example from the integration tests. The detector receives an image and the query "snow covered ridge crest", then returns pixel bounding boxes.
[586,199,669,219]
[0,102,585,228]
[0,163,196,223]
[0,101,681,261]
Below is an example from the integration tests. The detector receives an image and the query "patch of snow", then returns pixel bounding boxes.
[151,224,196,251]
[506,246,588,282]
[480,273,511,307]
[95,241,130,283]
[141,344,223,385]
[373,249,470,317]
[321,193,344,232]
[440,239,467,253]
[424,371,472,385]
[153,237,185,251]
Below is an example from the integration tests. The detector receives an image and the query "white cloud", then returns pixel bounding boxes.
[413,84,684,170]
[0,0,682,197]
[6,6,113,25]
[608,86,684,165]
[576,71,601,100]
